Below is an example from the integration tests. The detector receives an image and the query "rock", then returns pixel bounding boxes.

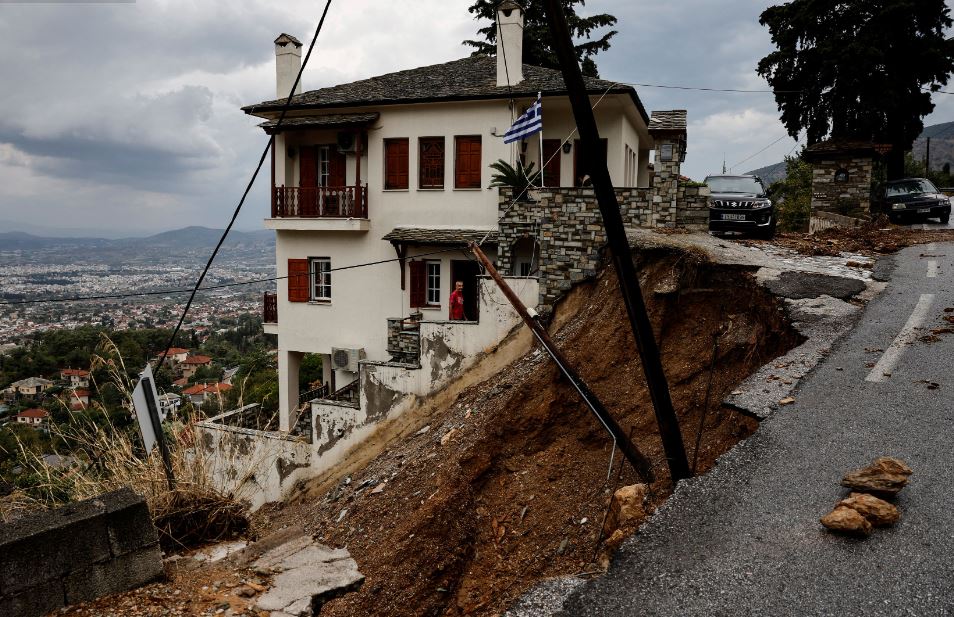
[837,492,900,527]
[602,484,648,537]
[440,428,459,446]
[841,457,912,497]
[820,506,872,537]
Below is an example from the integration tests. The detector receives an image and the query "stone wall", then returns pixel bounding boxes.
[0,488,163,617]
[810,156,874,218]
[386,318,421,365]
[676,184,711,229]
[809,210,868,234]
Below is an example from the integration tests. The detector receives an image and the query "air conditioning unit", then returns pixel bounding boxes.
[331,347,364,372]
[336,131,356,153]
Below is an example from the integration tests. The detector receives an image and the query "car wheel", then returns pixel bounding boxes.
[942,213,950,225]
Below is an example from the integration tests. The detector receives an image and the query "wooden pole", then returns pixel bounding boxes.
[470,242,655,483]
[543,0,691,484]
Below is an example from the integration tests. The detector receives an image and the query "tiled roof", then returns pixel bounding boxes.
[71,389,91,397]
[649,110,687,132]
[183,383,232,396]
[164,347,189,355]
[803,140,891,160]
[10,377,53,388]
[259,113,380,133]
[60,369,89,377]
[17,408,48,419]
[382,227,499,246]
[243,56,648,123]
[181,355,212,365]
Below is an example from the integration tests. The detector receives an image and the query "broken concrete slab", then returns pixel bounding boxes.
[760,270,867,300]
[249,532,363,617]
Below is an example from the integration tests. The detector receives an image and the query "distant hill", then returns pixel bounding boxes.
[746,161,787,185]
[746,121,954,182]
[0,226,272,252]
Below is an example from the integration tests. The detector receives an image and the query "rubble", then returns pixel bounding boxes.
[841,457,913,497]
[836,493,900,527]
[820,506,873,537]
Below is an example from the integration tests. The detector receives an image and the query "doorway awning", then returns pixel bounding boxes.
[259,112,380,134]
[382,226,498,247]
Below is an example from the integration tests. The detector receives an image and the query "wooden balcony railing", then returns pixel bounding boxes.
[272,186,368,218]
[263,292,277,324]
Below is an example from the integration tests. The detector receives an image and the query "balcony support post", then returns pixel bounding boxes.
[270,136,277,217]
[354,130,363,217]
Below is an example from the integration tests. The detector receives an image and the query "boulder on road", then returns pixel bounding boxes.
[841,457,912,497]
[820,506,872,537]
[837,492,900,527]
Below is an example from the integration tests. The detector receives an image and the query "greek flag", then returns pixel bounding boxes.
[503,94,542,144]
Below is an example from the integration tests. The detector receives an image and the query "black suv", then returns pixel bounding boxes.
[872,177,951,224]
[704,174,775,239]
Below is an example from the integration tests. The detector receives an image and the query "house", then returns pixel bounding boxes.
[199,2,702,510]
[60,369,90,388]
[156,348,190,369]
[15,408,49,427]
[241,1,657,431]
[64,388,90,411]
[182,382,232,406]
[3,377,54,401]
[157,392,182,421]
[178,355,213,380]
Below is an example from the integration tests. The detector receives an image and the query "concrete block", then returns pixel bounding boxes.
[64,543,163,605]
[104,488,159,557]
[0,577,66,617]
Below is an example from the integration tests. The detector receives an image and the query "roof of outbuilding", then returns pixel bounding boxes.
[258,113,380,133]
[649,110,687,132]
[802,140,892,161]
[243,56,648,123]
[382,227,498,246]
[17,408,48,419]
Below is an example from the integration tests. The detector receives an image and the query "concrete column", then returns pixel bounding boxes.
[321,353,334,392]
[278,350,301,432]
[637,149,651,187]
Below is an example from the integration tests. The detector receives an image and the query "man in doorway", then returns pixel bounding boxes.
[449,280,466,320]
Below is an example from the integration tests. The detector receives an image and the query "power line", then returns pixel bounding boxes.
[153,0,334,371]
[0,247,462,307]
[619,81,801,94]
[729,134,791,172]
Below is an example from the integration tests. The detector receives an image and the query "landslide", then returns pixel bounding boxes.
[263,248,803,616]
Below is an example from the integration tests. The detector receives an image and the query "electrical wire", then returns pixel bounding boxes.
[729,134,791,172]
[152,0,334,371]
[618,81,801,94]
[0,247,462,306]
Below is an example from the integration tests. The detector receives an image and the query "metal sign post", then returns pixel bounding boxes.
[132,365,176,490]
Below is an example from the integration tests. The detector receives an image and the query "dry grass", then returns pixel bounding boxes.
[0,335,249,551]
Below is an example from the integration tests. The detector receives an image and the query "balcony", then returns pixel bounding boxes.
[266,186,371,232]
[263,292,278,335]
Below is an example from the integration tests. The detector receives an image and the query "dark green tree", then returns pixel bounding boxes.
[757,0,954,179]
[768,154,814,232]
[463,0,617,77]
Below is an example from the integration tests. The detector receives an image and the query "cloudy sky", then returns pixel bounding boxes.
[1,0,952,237]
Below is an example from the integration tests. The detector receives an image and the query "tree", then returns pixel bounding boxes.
[463,0,617,77]
[757,0,954,179]
[767,154,813,232]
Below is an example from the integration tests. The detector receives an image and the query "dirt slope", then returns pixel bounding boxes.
[259,248,802,616]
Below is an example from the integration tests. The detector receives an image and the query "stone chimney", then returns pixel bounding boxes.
[274,33,303,98]
[496,1,524,87]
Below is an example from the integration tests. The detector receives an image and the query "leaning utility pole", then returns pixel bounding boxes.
[543,0,691,483]
[470,243,655,483]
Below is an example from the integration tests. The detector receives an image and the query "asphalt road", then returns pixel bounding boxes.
[557,242,954,616]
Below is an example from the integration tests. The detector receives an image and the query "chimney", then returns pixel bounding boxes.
[496,1,524,87]
[274,33,303,99]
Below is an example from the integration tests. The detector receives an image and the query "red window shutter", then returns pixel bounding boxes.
[288,259,310,302]
[455,136,482,189]
[300,147,317,188]
[385,138,409,190]
[542,139,562,186]
[409,261,427,308]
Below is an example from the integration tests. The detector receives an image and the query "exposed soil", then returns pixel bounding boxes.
[258,249,803,616]
[742,222,954,257]
[55,249,803,617]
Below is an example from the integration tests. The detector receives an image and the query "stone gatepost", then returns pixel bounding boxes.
[648,110,688,227]
[803,140,884,219]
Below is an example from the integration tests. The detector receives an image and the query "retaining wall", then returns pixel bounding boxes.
[0,488,163,617]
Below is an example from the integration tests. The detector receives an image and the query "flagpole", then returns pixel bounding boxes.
[538,92,544,187]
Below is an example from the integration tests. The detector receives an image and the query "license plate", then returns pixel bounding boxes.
[918,208,930,213]
[721,213,746,221]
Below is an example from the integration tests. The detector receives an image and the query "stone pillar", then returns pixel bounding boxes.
[278,349,301,432]
[804,144,876,218]
[651,137,683,227]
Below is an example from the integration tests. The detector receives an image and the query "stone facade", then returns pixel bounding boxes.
[386,317,421,365]
[676,183,711,229]
[809,156,874,218]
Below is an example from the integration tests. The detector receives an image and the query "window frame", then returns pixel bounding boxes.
[418,136,446,190]
[384,137,410,190]
[425,260,441,306]
[310,257,332,302]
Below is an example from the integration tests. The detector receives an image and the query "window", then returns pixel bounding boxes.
[311,257,331,301]
[426,261,441,306]
[519,262,532,277]
[318,146,331,186]
[384,138,409,190]
[454,135,482,189]
[419,137,445,189]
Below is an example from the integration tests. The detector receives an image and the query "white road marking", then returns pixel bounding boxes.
[865,294,936,383]
[928,260,939,278]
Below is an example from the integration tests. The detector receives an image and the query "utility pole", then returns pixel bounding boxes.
[543,0,691,484]
[470,243,655,483]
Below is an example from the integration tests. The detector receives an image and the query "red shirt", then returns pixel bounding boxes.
[449,289,465,320]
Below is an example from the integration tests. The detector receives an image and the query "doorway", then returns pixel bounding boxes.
[451,259,481,321]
